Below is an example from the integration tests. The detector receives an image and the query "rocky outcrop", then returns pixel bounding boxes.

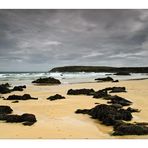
[75,104,133,126]
[32,77,61,85]
[95,77,113,82]
[47,94,65,101]
[109,87,126,93]
[67,88,95,96]
[93,89,109,98]
[6,94,38,100]
[0,105,37,126]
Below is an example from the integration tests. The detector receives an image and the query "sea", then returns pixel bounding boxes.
[0,72,148,86]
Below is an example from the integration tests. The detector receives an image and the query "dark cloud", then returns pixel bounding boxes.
[0,9,148,71]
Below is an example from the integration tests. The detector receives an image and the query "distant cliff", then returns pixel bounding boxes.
[49,66,148,73]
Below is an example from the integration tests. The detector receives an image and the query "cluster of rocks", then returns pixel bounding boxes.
[72,85,148,136]
[6,94,38,101]
[32,77,61,85]
[95,77,119,83]
[47,94,65,101]
[0,105,37,126]
[0,83,26,94]
[114,72,131,76]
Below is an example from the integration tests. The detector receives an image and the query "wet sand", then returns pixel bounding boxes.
[0,79,148,139]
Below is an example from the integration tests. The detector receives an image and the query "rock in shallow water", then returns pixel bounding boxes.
[32,77,61,85]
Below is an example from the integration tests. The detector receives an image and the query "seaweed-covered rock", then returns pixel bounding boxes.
[75,104,133,126]
[0,105,13,114]
[95,77,113,82]
[0,83,11,94]
[109,87,126,93]
[47,94,65,101]
[106,95,132,106]
[12,85,26,91]
[7,94,38,100]
[93,89,109,98]
[67,88,95,96]
[112,122,148,136]
[32,77,61,85]
[114,72,131,76]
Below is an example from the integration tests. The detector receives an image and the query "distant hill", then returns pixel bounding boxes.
[49,66,148,73]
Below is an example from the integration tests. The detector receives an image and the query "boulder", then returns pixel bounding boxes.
[112,122,148,136]
[67,88,95,96]
[32,77,61,85]
[0,105,13,114]
[114,72,131,76]
[95,77,113,82]
[0,83,11,94]
[21,113,37,122]
[47,94,65,101]
[12,85,26,91]
[7,94,38,100]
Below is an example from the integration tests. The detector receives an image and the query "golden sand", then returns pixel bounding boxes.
[0,79,148,139]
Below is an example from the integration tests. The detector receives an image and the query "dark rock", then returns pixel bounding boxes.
[47,94,65,101]
[106,95,132,106]
[12,100,19,103]
[75,109,90,114]
[109,87,126,93]
[21,113,37,122]
[93,89,109,98]
[111,104,123,109]
[95,77,113,82]
[32,77,61,85]
[112,80,119,82]
[114,72,131,76]
[0,83,11,94]
[12,85,26,91]
[0,106,13,114]
[67,88,95,96]
[75,104,133,126]
[127,107,141,113]
[1,113,37,125]
[6,114,22,123]
[7,94,38,100]
[112,122,148,136]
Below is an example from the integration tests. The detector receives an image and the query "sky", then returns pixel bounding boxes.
[0,9,148,71]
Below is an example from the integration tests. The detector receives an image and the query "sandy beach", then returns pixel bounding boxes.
[0,79,148,139]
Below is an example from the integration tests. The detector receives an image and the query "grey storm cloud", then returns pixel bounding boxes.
[0,9,148,71]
